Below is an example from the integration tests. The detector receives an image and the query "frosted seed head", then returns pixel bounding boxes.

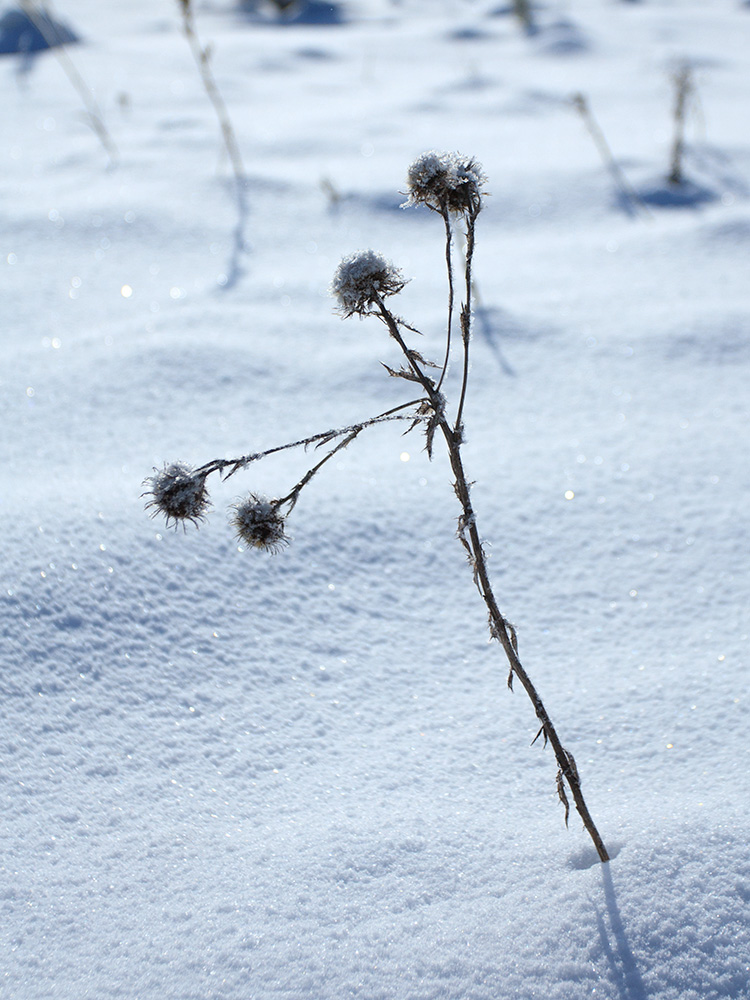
[145,461,210,528]
[231,493,288,553]
[330,249,406,317]
[403,150,486,215]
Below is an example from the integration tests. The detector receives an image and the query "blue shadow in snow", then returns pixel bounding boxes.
[237,1,345,26]
[0,8,78,55]
[595,863,649,1000]
[636,177,717,209]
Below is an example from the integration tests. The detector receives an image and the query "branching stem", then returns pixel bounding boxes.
[192,398,427,483]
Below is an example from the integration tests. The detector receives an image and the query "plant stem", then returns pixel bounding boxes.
[178,0,245,186]
[442,424,610,863]
[668,64,692,186]
[277,429,362,511]
[454,210,477,436]
[435,212,454,393]
[20,0,118,165]
[377,298,610,863]
[192,398,427,481]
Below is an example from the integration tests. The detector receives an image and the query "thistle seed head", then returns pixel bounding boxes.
[403,150,486,216]
[231,494,288,553]
[330,249,406,317]
[145,462,211,528]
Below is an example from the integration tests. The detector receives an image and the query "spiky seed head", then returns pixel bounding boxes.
[145,461,210,528]
[330,249,406,317]
[231,493,288,553]
[403,150,486,216]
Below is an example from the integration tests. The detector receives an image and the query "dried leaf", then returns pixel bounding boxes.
[531,724,547,748]
[507,620,519,654]
[557,769,571,827]
[381,363,421,383]
[407,349,440,369]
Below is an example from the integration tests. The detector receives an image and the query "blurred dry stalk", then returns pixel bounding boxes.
[146,152,610,863]
[177,0,245,185]
[668,63,693,186]
[571,92,648,217]
[19,0,118,165]
[513,0,536,35]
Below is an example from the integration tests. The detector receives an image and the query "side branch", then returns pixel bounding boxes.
[192,398,428,481]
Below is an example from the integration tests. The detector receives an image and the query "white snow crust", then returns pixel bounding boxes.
[2,1,750,998]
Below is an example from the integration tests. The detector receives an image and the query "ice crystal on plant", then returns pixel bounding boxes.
[145,462,211,528]
[231,494,288,552]
[403,150,486,215]
[330,249,406,317]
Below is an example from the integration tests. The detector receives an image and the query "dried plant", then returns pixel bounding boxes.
[177,0,248,286]
[18,0,118,165]
[177,0,245,185]
[571,92,649,218]
[145,151,610,862]
[668,63,694,186]
[512,0,536,35]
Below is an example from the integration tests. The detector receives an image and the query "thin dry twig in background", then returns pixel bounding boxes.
[19,0,118,165]
[571,92,649,217]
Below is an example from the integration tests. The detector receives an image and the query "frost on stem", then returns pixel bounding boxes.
[144,461,211,529]
[403,150,486,216]
[330,249,406,317]
[231,493,288,553]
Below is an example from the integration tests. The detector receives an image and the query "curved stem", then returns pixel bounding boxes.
[435,212,455,393]
[454,210,477,436]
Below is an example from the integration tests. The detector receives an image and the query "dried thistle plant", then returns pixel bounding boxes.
[145,151,610,862]
[668,62,694,186]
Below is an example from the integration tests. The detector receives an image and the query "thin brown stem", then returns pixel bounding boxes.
[435,212,455,393]
[454,210,477,436]
[378,298,610,863]
[192,398,427,481]
[277,429,362,511]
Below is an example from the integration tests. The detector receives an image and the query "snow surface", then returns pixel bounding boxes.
[2,1,750,997]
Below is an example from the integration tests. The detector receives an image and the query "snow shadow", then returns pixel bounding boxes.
[472,304,563,375]
[220,178,251,291]
[236,1,346,26]
[595,863,649,1000]
[0,7,78,55]
[535,18,589,55]
[635,177,717,209]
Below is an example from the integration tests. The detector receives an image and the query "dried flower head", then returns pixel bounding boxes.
[145,461,211,528]
[330,249,406,317]
[231,493,288,552]
[403,150,486,216]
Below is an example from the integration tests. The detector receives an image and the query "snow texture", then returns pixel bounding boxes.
[2,1,750,998]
